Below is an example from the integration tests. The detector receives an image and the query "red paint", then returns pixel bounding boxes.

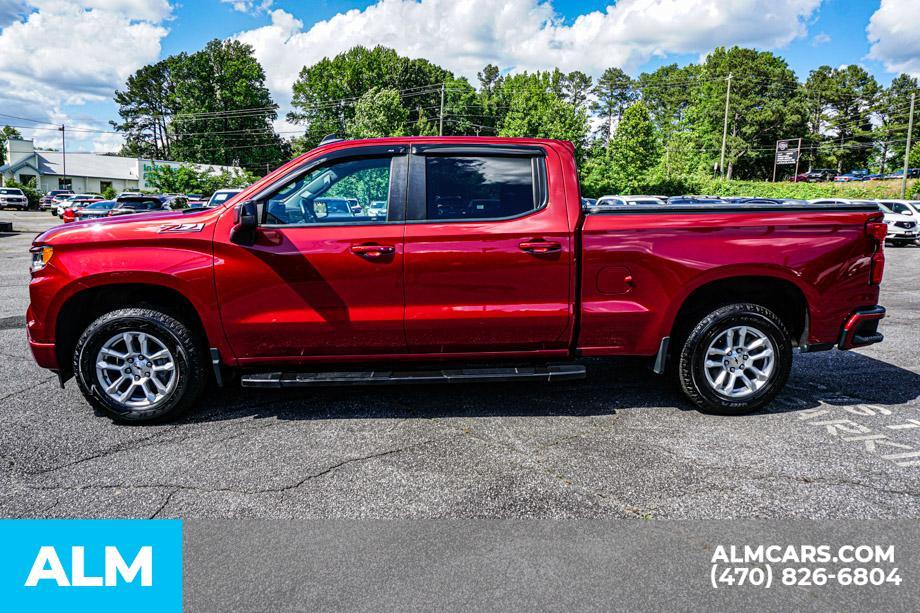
[27,136,885,374]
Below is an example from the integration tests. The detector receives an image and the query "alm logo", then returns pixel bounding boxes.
[25,545,153,587]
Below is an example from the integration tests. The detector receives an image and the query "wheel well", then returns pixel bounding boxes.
[55,284,207,375]
[670,276,807,348]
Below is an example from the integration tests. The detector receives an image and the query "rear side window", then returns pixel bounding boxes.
[425,156,539,220]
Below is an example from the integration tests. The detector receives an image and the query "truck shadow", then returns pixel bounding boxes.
[180,350,920,424]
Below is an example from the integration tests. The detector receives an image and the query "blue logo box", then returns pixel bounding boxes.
[0,519,182,612]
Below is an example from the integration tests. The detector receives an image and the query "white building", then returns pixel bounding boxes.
[0,138,242,193]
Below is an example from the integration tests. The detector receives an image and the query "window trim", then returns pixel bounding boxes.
[406,148,549,224]
[256,146,408,229]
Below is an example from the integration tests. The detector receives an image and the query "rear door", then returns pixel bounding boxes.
[214,145,409,360]
[403,144,573,353]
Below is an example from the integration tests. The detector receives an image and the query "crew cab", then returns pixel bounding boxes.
[27,137,887,423]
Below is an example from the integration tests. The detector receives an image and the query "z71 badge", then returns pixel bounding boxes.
[159,223,205,233]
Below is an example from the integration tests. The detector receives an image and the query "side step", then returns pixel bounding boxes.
[240,364,586,388]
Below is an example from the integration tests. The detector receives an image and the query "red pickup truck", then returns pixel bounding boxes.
[27,137,887,422]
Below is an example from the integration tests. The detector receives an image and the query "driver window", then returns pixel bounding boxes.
[263,156,392,225]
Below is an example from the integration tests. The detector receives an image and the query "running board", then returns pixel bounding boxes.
[240,364,586,388]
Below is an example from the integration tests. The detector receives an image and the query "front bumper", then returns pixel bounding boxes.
[838,306,885,350]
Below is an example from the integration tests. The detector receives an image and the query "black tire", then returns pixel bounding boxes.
[73,308,207,423]
[677,303,792,415]
[892,240,909,247]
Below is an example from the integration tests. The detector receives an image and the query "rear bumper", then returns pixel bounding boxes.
[838,305,885,350]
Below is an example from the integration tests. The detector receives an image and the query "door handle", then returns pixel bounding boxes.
[519,240,562,254]
[351,244,396,258]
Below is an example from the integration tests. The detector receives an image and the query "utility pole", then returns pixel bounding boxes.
[59,124,67,190]
[719,73,732,181]
[439,83,445,136]
[901,92,916,199]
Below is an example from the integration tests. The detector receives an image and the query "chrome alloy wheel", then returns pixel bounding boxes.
[703,325,775,399]
[94,331,177,409]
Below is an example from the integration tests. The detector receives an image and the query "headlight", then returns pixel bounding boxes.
[30,245,53,272]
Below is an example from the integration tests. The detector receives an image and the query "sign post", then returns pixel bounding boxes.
[773,138,802,182]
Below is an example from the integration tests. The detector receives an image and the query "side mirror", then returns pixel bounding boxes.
[230,200,258,245]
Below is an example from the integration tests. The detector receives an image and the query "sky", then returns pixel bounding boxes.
[0,0,917,154]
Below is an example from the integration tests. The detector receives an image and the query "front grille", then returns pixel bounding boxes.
[895,221,917,229]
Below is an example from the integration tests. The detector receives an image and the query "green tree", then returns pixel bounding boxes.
[114,39,286,171]
[145,164,256,196]
[345,87,408,138]
[637,64,700,154]
[289,46,458,148]
[805,64,880,172]
[692,46,807,180]
[0,125,23,166]
[591,67,637,144]
[496,72,589,158]
[877,74,920,172]
[609,102,659,192]
[563,70,593,112]
[112,56,181,159]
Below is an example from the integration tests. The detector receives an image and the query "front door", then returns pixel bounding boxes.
[403,144,573,353]
[214,147,408,360]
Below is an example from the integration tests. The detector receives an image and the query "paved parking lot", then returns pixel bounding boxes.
[1,210,918,519]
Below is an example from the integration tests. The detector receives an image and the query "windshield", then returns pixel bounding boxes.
[882,202,912,215]
[85,200,117,209]
[121,200,160,210]
[0,189,23,195]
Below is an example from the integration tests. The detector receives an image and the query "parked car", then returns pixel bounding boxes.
[206,188,243,208]
[41,189,73,211]
[667,196,725,205]
[876,201,919,246]
[74,200,119,221]
[0,187,29,210]
[27,137,887,422]
[883,168,920,180]
[833,171,867,182]
[185,194,206,206]
[107,195,172,217]
[367,200,388,217]
[61,198,104,222]
[56,194,102,217]
[792,169,835,182]
[115,192,144,199]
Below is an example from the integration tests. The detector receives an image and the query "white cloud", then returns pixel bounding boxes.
[0,1,171,151]
[867,0,920,76]
[235,0,822,112]
[220,0,272,15]
[812,32,831,46]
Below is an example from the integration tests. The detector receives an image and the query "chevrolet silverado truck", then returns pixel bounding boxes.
[27,137,887,422]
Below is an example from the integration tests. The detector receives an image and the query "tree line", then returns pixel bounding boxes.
[112,41,920,196]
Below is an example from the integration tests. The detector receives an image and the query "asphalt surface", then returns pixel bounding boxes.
[1,210,919,519]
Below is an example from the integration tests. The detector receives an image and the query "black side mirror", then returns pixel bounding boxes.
[230,200,258,245]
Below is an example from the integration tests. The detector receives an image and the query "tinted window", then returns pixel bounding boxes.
[0,189,23,195]
[425,156,537,220]
[263,156,391,225]
[882,202,912,215]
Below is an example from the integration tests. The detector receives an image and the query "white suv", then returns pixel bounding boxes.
[876,200,919,246]
[0,187,28,210]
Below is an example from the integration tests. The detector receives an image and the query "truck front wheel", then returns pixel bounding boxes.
[73,308,207,423]
[677,303,792,415]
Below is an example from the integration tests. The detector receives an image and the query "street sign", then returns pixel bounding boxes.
[775,139,800,165]
[773,138,802,181]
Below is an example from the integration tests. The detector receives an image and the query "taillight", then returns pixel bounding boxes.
[866,222,887,241]
[866,220,886,285]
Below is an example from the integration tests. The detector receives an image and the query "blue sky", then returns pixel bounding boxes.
[0,0,915,153]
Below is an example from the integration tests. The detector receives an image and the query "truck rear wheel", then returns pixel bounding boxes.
[73,308,207,423]
[677,303,792,415]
